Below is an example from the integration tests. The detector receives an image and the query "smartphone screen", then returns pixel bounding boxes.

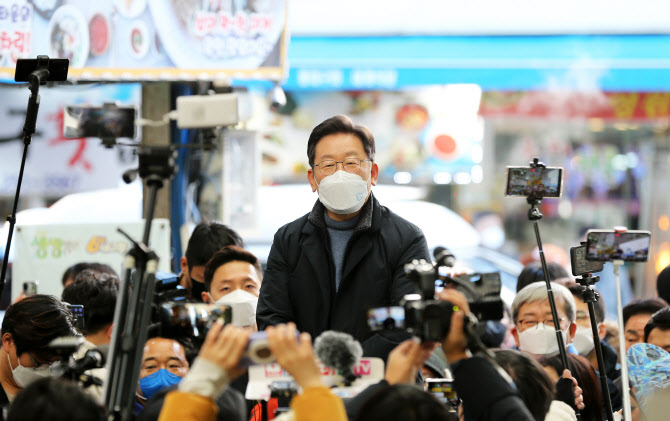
[367,306,405,331]
[570,245,605,276]
[505,166,563,198]
[585,230,651,262]
[425,379,459,413]
[63,105,136,139]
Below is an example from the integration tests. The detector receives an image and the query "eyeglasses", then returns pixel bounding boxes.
[517,318,567,330]
[313,158,372,176]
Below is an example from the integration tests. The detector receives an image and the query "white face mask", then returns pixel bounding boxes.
[316,170,370,215]
[572,325,595,356]
[7,352,52,388]
[518,323,568,356]
[212,289,259,327]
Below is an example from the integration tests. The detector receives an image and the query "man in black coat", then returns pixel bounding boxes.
[256,115,430,350]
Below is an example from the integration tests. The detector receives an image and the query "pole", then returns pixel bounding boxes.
[0,72,45,294]
[614,260,632,421]
[580,282,615,421]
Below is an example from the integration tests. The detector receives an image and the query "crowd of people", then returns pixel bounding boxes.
[2,115,670,420]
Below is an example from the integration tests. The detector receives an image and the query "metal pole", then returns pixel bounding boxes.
[614,261,632,421]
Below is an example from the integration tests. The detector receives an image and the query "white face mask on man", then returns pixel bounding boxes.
[518,323,568,356]
[316,170,370,215]
[572,325,596,356]
[210,289,259,327]
[7,352,52,388]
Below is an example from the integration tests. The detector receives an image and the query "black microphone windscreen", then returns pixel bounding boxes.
[314,331,362,377]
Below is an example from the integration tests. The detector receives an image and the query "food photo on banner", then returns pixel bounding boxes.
[0,0,288,80]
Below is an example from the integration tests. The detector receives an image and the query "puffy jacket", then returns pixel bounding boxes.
[257,193,430,344]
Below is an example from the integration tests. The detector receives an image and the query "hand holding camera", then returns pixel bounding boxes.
[266,323,322,390]
[437,289,471,364]
[198,320,250,381]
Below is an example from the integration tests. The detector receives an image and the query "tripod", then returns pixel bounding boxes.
[575,272,614,421]
[0,56,68,296]
[103,147,176,421]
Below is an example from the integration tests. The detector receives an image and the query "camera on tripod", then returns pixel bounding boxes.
[367,249,504,342]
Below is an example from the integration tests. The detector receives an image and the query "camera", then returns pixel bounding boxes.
[157,302,232,343]
[367,255,504,342]
[505,165,563,198]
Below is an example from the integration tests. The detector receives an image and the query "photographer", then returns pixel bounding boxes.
[348,289,535,421]
[179,223,244,302]
[0,295,78,406]
[61,269,120,401]
[157,322,347,421]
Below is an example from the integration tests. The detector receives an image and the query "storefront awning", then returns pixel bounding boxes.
[283,35,670,92]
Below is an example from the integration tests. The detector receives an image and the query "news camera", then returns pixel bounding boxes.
[367,248,504,342]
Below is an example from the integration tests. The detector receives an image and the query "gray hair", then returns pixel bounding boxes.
[512,281,576,324]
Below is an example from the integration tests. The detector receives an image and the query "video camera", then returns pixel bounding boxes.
[367,248,504,342]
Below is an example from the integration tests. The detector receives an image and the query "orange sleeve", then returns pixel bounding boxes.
[157,391,218,421]
[290,386,347,421]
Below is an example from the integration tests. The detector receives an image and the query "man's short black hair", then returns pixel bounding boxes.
[203,245,262,293]
[516,261,570,292]
[62,270,120,335]
[7,377,105,421]
[622,297,668,328]
[644,307,670,342]
[146,324,196,366]
[306,115,376,167]
[61,262,117,286]
[185,223,244,272]
[1,295,77,361]
[560,281,606,323]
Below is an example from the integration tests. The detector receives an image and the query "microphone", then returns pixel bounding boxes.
[314,331,362,386]
[433,246,456,268]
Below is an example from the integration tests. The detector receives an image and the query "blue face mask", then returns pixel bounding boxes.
[139,369,183,400]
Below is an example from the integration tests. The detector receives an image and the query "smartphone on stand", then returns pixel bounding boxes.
[505,166,563,198]
[585,230,652,262]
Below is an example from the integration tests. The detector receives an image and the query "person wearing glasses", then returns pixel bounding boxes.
[511,281,578,358]
[0,295,77,407]
[257,115,430,352]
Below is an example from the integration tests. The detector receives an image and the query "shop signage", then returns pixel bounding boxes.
[0,0,287,81]
[480,91,670,120]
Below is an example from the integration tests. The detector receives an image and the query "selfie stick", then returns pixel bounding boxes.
[574,262,614,421]
[0,56,69,297]
[524,159,571,370]
[611,226,632,421]
[103,147,176,421]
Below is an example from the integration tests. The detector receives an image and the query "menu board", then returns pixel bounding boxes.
[0,0,288,81]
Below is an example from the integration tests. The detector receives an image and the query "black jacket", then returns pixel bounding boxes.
[257,193,430,344]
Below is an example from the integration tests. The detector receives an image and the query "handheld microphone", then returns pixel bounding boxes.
[314,331,362,386]
[433,246,456,268]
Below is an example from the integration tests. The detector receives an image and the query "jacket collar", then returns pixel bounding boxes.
[306,192,379,233]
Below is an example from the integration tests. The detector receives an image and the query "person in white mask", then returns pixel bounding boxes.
[257,115,430,356]
[201,245,262,329]
[0,295,77,405]
[511,282,578,358]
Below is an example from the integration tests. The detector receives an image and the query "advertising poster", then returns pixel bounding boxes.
[12,219,172,300]
[0,0,288,80]
[0,83,140,197]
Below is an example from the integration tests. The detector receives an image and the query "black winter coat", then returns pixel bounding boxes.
[256,193,430,345]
